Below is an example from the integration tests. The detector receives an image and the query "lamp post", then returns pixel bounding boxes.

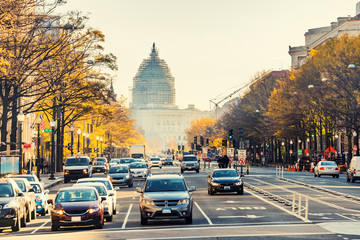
[49,119,56,180]
[100,137,103,157]
[77,129,81,153]
[86,133,90,155]
[35,115,42,179]
[82,132,86,154]
[96,136,99,157]
[17,112,25,174]
[70,124,74,156]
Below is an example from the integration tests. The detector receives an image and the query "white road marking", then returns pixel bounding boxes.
[122,203,133,229]
[194,201,213,225]
[335,213,358,222]
[218,215,264,219]
[30,219,50,234]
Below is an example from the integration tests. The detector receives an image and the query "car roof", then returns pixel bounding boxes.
[148,174,184,179]
[78,177,110,181]
[59,186,97,191]
[75,182,106,187]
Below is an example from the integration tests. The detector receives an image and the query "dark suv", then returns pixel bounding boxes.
[136,174,196,225]
[0,179,27,232]
[64,156,93,183]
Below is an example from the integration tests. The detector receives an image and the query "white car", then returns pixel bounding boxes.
[149,157,162,168]
[314,161,339,178]
[129,162,150,178]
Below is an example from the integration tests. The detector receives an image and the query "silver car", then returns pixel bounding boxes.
[314,161,339,178]
[129,162,150,178]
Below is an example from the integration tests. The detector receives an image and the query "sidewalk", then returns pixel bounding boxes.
[38,172,63,190]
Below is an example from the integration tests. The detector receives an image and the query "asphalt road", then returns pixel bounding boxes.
[1,164,360,240]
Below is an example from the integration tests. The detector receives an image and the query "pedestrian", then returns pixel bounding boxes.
[43,158,49,174]
[218,156,224,168]
[223,155,230,168]
[39,157,44,174]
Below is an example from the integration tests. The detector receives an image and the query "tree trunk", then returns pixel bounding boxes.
[10,87,18,151]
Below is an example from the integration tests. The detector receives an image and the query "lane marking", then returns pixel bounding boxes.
[335,213,358,222]
[247,189,311,223]
[122,203,133,229]
[194,201,213,225]
[30,219,50,234]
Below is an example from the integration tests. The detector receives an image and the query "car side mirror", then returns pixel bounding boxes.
[240,174,244,178]
[207,175,211,178]
[101,197,106,202]
[17,192,24,197]
[47,199,53,205]
[189,186,196,192]
[109,192,114,197]
[89,162,93,165]
[136,187,143,193]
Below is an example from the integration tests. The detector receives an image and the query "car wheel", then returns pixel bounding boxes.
[332,175,335,178]
[352,176,356,183]
[314,172,317,177]
[318,174,321,178]
[51,224,59,231]
[196,169,199,173]
[128,182,133,188]
[31,207,36,220]
[12,212,21,232]
[210,189,215,195]
[113,206,116,215]
[94,217,104,229]
[141,214,148,225]
[64,178,69,183]
[41,208,46,216]
[21,208,27,227]
[26,207,30,222]
[347,174,350,182]
[185,212,193,224]
[336,175,339,178]
[106,215,113,222]
[237,187,244,195]
[181,169,184,173]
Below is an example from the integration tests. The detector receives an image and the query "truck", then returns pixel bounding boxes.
[130,145,146,159]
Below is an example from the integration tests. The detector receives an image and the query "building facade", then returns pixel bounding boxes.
[131,43,213,151]
[289,2,360,69]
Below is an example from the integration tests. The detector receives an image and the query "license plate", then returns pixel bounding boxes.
[224,186,230,190]
[162,209,171,214]
[71,216,81,222]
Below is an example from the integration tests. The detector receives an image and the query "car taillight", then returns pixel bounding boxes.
[335,167,339,170]
[354,169,357,175]
[320,167,325,170]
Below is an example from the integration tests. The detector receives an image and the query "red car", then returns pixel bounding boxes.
[204,158,212,162]
[50,186,105,231]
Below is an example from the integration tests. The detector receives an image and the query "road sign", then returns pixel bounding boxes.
[23,143,31,148]
[227,148,234,157]
[238,149,246,165]
[44,129,52,133]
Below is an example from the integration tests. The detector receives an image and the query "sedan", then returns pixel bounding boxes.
[11,178,36,221]
[30,183,49,216]
[162,158,173,166]
[208,169,244,195]
[107,165,133,187]
[93,161,107,173]
[50,186,105,231]
[129,162,150,178]
[314,161,339,178]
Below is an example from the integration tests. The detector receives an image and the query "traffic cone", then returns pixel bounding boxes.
[302,166,305,172]
[288,166,291,171]
[310,168,313,173]
[297,166,299,171]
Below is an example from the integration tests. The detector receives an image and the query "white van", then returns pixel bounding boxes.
[347,156,360,182]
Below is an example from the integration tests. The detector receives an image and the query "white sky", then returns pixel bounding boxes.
[55,0,360,110]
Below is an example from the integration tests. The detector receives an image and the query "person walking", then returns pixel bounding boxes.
[223,155,230,168]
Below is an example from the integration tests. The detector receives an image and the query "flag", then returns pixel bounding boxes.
[39,115,45,131]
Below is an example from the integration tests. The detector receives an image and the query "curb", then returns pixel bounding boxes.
[44,179,63,190]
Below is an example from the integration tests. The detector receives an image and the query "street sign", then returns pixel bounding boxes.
[227,148,235,157]
[238,149,246,165]
[297,149,302,156]
[44,129,52,133]
[23,143,31,148]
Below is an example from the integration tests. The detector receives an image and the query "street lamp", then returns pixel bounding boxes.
[86,133,90,155]
[100,137,103,156]
[77,129,81,153]
[82,132,86,154]
[96,136,99,157]
[49,119,57,180]
[17,111,25,174]
[35,115,42,179]
[70,124,74,156]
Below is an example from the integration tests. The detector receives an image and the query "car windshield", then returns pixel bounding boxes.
[95,158,106,162]
[145,179,186,192]
[12,175,35,182]
[94,162,104,166]
[66,157,89,166]
[110,160,120,164]
[132,154,143,158]
[109,166,129,173]
[321,161,337,166]
[79,180,112,191]
[165,159,172,162]
[129,163,147,168]
[0,184,14,197]
[13,180,26,192]
[213,170,239,178]
[150,158,160,161]
[183,157,197,161]
[55,189,97,202]
[77,184,107,196]
[30,184,42,193]
[120,159,134,164]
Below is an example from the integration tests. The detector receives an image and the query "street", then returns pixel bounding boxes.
[1,164,360,239]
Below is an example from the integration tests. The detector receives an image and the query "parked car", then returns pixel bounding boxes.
[129,162,150,178]
[10,178,36,221]
[207,169,244,195]
[181,155,200,173]
[295,156,313,171]
[30,182,49,216]
[9,174,40,183]
[136,174,196,225]
[347,156,360,182]
[107,165,133,187]
[162,158,173,166]
[50,186,105,231]
[314,161,339,178]
[120,158,135,165]
[149,157,162,168]
[76,178,117,215]
[92,161,107,173]
[64,156,93,183]
[0,179,27,232]
[74,182,113,221]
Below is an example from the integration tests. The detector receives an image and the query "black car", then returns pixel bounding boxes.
[162,158,173,166]
[207,169,244,195]
[296,157,313,171]
[0,179,27,232]
[93,161,106,173]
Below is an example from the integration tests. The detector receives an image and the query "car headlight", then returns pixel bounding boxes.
[143,198,155,205]
[4,201,17,209]
[107,175,112,180]
[234,181,243,186]
[36,196,42,202]
[64,170,69,175]
[211,182,220,186]
[126,175,130,179]
[88,207,100,214]
[143,170,147,174]
[83,169,88,174]
[177,199,189,205]
[52,209,64,215]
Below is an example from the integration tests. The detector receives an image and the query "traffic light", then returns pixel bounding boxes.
[200,136,204,146]
[191,142,194,150]
[67,143,72,151]
[229,128,233,139]
[239,125,244,138]
[310,130,315,138]
[182,145,184,151]
[45,141,51,151]
[178,145,181,151]
[194,136,198,143]
[222,139,227,147]
[206,139,209,146]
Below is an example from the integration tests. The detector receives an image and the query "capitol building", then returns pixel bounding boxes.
[131,43,213,151]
